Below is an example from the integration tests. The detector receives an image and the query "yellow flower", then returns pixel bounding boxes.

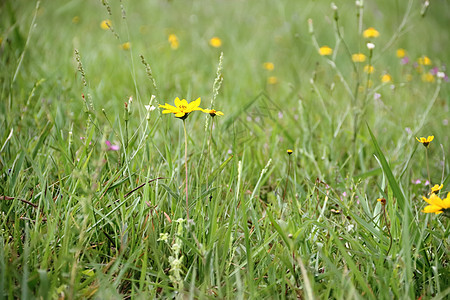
[319,46,333,56]
[381,74,392,83]
[100,19,112,30]
[209,37,222,48]
[422,193,450,215]
[364,65,374,74]
[421,72,435,82]
[168,34,179,49]
[363,27,379,38]
[416,135,434,147]
[396,48,406,58]
[377,198,386,205]
[263,62,275,71]
[159,97,203,119]
[418,56,432,65]
[121,42,131,50]
[431,184,443,194]
[287,149,293,155]
[72,16,80,24]
[352,53,366,62]
[202,108,224,117]
[267,76,278,84]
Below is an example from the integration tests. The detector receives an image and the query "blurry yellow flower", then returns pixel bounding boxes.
[319,46,333,56]
[363,27,379,38]
[422,193,450,215]
[396,48,406,58]
[121,42,131,50]
[202,108,224,117]
[72,16,80,24]
[352,53,366,62]
[421,72,435,82]
[209,37,222,48]
[364,65,374,74]
[287,149,293,155]
[381,74,392,83]
[168,34,179,49]
[159,97,203,119]
[418,56,432,65]
[416,135,434,147]
[377,198,386,205]
[100,19,112,30]
[263,62,275,71]
[431,184,443,194]
[406,74,413,81]
[268,76,278,84]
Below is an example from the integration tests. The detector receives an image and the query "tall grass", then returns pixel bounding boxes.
[0,0,449,298]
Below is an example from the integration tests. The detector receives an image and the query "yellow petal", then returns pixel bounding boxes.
[427,136,434,142]
[215,111,224,116]
[187,98,201,111]
[423,205,443,214]
[442,193,450,209]
[423,194,443,207]
[174,97,182,108]
[175,112,186,118]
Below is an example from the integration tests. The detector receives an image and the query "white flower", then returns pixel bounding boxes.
[157,233,169,242]
[366,42,375,50]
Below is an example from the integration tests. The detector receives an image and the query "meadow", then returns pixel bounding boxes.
[0,0,449,298]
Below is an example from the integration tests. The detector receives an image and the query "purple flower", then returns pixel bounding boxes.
[106,140,120,151]
[413,179,421,185]
[374,93,381,100]
[401,56,409,65]
[405,127,412,135]
[430,67,439,75]
[278,112,283,119]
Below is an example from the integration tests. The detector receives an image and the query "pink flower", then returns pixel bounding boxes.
[106,140,120,151]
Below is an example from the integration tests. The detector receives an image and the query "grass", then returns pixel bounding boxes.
[1,0,449,298]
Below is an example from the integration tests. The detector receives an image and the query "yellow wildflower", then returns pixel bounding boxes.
[396,48,406,58]
[209,37,222,48]
[159,97,203,119]
[381,74,392,83]
[72,16,80,24]
[352,53,366,62]
[416,135,434,147]
[100,19,112,30]
[202,108,224,117]
[377,198,386,205]
[421,72,435,82]
[168,34,179,49]
[121,42,131,50]
[431,184,443,194]
[287,149,293,155]
[418,56,432,65]
[268,76,278,84]
[263,62,275,71]
[319,46,333,56]
[422,193,450,215]
[363,27,379,38]
[364,65,374,74]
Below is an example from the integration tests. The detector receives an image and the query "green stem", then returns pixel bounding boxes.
[425,148,431,185]
[183,120,189,220]
[282,155,291,203]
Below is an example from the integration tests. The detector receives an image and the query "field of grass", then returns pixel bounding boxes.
[1,0,449,298]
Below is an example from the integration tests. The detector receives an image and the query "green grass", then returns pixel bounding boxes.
[1,0,449,298]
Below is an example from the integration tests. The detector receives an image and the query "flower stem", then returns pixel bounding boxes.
[183,120,189,220]
[425,148,431,185]
[282,155,292,203]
